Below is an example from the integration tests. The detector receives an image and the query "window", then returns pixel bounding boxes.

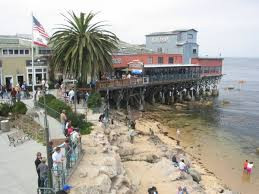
[188,34,193,39]
[147,57,153,64]
[168,57,174,64]
[39,49,51,55]
[193,49,197,54]
[36,69,43,73]
[8,49,13,55]
[158,57,163,64]
[20,50,24,54]
[157,48,163,53]
[3,49,8,55]
[14,49,19,54]
[25,49,29,55]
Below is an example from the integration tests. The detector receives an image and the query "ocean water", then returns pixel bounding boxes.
[157,58,259,193]
[185,58,259,193]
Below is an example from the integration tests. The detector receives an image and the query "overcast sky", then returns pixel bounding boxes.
[0,0,258,57]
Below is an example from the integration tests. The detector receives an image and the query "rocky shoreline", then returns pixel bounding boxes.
[69,109,237,194]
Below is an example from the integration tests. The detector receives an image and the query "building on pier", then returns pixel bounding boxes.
[145,29,199,64]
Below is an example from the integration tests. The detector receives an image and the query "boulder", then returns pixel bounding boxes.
[189,168,201,183]
[75,174,111,194]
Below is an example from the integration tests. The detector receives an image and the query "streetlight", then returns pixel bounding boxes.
[42,81,53,188]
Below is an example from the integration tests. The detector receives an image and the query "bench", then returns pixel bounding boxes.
[7,130,31,147]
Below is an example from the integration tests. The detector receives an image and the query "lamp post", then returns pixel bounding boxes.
[42,82,53,188]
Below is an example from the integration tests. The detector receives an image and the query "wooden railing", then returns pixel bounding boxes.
[96,77,144,90]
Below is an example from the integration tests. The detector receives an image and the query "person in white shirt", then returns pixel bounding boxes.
[52,147,64,176]
[247,162,254,174]
[176,129,180,140]
[68,89,75,103]
[178,159,187,172]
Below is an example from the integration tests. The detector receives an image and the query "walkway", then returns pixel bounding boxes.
[0,96,65,194]
[0,131,45,194]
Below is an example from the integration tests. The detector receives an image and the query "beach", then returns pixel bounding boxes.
[69,108,233,194]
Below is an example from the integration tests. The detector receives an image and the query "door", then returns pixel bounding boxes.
[17,75,24,87]
[5,76,12,91]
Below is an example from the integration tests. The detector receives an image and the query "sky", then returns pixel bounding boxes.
[0,0,258,58]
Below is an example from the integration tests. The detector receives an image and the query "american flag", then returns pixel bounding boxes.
[32,16,49,47]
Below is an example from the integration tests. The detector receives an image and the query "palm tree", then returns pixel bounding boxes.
[50,11,119,82]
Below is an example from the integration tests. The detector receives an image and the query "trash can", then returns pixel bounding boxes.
[1,120,10,132]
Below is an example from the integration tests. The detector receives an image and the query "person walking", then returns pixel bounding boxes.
[60,110,67,135]
[35,152,42,188]
[37,157,49,188]
[68,89,75,104]
[10,87,17,104]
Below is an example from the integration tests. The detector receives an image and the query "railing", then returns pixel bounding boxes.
[96,73,201,90]
[37,141,83,193]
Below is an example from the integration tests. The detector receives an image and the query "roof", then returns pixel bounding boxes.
[0,34,32,47]
[193,56,224,60]
[146,29,198,36]
[113,41,156,55]
[144,64,200,68]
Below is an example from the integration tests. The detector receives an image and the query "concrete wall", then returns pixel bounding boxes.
[1,57,30,85]
[146,35,183,54]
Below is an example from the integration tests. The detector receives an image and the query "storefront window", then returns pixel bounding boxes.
[27,67,48,85]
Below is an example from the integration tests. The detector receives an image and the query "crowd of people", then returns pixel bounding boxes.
[34,109,81,193]
[0,82,30,103]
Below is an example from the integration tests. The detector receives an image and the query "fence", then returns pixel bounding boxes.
[37,141,83,193]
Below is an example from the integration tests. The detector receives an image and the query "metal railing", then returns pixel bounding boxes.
[96,73,202,90]
[37,141,83,193]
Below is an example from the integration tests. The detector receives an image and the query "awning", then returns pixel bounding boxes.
[131,69,142,74]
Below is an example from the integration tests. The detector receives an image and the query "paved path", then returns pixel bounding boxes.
[0,131,45,194]
[0,96,65,194]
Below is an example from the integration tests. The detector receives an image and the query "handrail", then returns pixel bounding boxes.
[96,74,203,90]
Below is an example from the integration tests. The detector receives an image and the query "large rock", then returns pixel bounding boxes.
[189,168,202,183]
[75,174,111,194]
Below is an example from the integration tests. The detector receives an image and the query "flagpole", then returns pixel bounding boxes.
[31,12,35,101]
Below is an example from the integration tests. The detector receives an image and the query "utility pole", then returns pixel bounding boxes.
[42,83,53,188]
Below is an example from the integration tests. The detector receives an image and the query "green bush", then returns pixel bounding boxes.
[0,103,12,116]
[38,96,92,134]
[38,94,56,105]
[88,92,102,109]
[12,101,27,114]
[47,99,72,119]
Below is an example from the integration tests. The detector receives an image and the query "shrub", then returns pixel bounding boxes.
[88,92,102,109]
[12,101,27,114]
[0,103,12,116]
[37,95,92,135]
[38,94,56,105]
[47,99,72,119]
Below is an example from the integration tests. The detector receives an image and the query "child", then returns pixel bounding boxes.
[243,160,248,172]
[247,162,254,174]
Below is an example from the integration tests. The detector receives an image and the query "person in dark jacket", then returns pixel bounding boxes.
[34,152,42,187]
[56,184,72,194]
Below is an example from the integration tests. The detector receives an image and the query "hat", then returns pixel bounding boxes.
[63,184,72,191]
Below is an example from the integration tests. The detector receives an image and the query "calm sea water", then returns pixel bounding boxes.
[186,57,259,193]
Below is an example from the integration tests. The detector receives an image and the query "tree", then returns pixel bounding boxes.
[50,12,119,81]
